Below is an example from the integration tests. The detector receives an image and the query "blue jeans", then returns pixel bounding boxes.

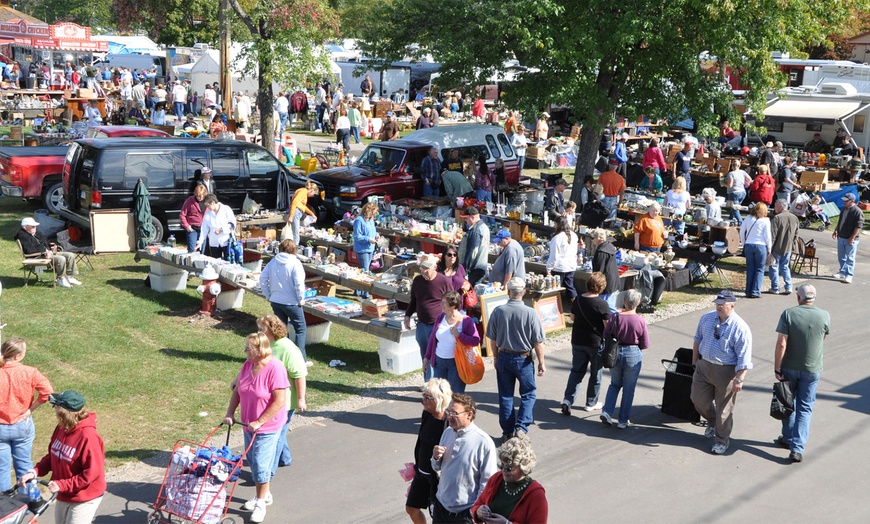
[315,106,324,130]
[728,191,746,225]
[271,303,307,361]
[601,196,618,220]
[185,226,200,253]
[337,129,350,154]
[292,209,303,245]
[355,250,373,299]
[496,353,537,435]
[673,219,686,236]
[350,126,360,144]
[272,409,296,471]
[602,345,642,424]
[768,252,792,292]
[517,154,525,177]
[415,322,435,382]
[243,430,280,484]
[278,112,288,134]
[423,183,440,197]
[780,369,820,454]
[174,102,185,121]
[837,237,859,278]
[0,417,35,491]
[434,356,465,394]
[743,243,766,297]
[563,344,603,407]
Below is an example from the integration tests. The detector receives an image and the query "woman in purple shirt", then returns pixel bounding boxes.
[437,246,467,292]
[599,289,649,429]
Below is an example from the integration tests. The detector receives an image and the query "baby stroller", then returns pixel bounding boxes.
[789,191,831,231]
[0,481,57,524]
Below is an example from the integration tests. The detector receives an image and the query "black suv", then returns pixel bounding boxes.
[59,138,319,240]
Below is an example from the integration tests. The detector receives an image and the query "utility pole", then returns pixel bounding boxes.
[219,0,232,118]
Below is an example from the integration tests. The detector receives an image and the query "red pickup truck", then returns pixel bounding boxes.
[0,126,172,214]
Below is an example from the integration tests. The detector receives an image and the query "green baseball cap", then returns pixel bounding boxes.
[49,390,86,411]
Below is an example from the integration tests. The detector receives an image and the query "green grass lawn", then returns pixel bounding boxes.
[0,197,404,467]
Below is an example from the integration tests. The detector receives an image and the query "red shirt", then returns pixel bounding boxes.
[34,413,106,503]
[643,147,667,170]
[0,362,52,424]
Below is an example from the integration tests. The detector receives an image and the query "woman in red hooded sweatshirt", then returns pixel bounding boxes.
[20,390,106,524]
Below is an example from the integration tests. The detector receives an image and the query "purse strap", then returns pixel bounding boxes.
[576,297,602,337]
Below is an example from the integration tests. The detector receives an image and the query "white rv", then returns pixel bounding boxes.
[747,80,870,155]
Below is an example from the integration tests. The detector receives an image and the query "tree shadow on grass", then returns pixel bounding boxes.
[159,347,245,364]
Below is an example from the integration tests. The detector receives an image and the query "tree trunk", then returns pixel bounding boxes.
[256,38,275,144]
[569,126,602,203]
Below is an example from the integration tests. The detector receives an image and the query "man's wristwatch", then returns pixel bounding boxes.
[734,378,744,384]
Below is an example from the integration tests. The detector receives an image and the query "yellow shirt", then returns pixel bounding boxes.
[290,188,316,218]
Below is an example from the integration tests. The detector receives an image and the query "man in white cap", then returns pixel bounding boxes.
[198,166,216,195]
[773,284,830,463]
[14,218,81,287]
[832,192,864,283]
[404,254,453,381]
[381,111,398,141]
[613,132,629,177]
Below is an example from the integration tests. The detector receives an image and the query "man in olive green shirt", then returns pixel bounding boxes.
[773,284,830,463]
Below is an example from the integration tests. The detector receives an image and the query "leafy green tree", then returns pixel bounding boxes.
[13,0,113,29]
[227,0,339,141]
[113,0,219,47]
[356,0,869,200]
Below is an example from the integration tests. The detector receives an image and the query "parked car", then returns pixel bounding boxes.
[309,123,519,216]
[0,127,172,214]
[58,138,319,240]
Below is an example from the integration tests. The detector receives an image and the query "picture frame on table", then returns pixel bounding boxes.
[534,295,565,333]
[479,291,509,356]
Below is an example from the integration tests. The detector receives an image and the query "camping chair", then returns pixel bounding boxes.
[17,239,55,287]
[790,236,819,276]
[56,229,95,273]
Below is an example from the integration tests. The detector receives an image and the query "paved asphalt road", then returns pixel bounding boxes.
[34,164,870,523]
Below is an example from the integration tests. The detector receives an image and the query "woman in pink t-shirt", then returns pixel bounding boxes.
[224,333,289,523]
[642,138,668,179]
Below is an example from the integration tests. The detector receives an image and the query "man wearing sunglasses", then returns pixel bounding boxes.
[690,289,753,456]
[431,393,497,523]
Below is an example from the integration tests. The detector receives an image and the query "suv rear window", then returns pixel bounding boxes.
[124,153,175,189]
[497,134,515,157]
[485,135,501,159]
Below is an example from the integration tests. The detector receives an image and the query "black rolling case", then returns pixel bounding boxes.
[661,347,701,422]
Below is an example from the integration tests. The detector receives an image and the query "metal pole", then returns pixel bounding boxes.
[219,0,232,114]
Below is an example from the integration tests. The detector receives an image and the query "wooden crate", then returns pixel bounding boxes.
[800,170,828,186]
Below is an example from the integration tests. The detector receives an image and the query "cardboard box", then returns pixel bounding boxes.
[822,181,840,191]
[362,299,393,318]
[264,228,277,241]
[800,170,828,186]
[317,245,329,259]
[9,126,22,140]
[330,248,346,263]
[78,88,96,99]
[570,125,581,138]
[527,146,547,160]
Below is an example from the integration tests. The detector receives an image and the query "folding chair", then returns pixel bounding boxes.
[790,236,819,276]
[17,239,55,287]
[56,229,95,273]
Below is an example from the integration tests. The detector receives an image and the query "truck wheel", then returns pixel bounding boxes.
[149,217,165,242]
[42,182,64,215]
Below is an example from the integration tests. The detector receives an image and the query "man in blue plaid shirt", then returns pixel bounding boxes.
[421,147,442,197]
[690,289,753,456]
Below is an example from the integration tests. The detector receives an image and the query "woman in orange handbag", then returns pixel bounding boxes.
[423,291,480,393]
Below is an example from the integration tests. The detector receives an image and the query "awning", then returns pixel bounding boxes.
[747,99,869,125]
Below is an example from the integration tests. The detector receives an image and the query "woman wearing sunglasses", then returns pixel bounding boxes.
[437,246,468,292]
[472,437,549,524]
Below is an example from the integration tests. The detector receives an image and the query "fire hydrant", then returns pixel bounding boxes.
[196,266,222,316]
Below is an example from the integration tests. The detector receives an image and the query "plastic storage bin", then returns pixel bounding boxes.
[149,271,189,292]
[377,332,422,375]
[216,289,245,310]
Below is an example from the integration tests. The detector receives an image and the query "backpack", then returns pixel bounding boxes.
[86,66,97,77]
[580,199,609,228]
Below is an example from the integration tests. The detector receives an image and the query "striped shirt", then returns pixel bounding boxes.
[694,310,753,371]
[0,362,53,424]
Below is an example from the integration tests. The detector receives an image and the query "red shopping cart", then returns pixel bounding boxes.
[0,481,58,524]
[148,423,256,524]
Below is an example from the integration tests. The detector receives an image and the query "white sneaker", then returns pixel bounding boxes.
[600,412,613,426]
[67,276,82,286]
[617,421,631,429]
[704,426,716,439]
[711,443,728,455]
[250,502,267,523]
[242,493,273,510]
[844,276,853,284]
[832,273,845,280]
[584,402,604,412]
[57,277,72,288]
